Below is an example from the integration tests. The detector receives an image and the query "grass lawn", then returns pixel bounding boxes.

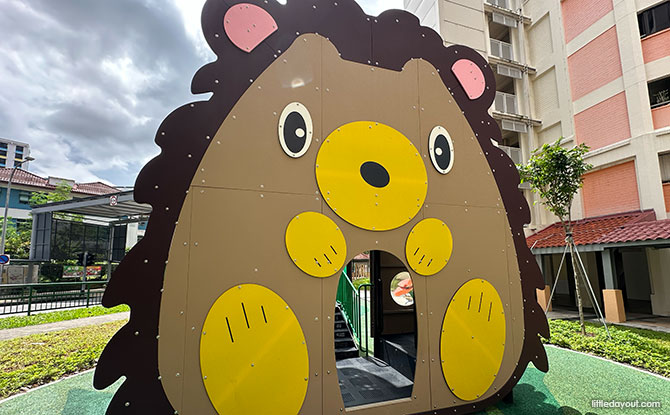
[0,320,126,398]
[543,319,670,377]
[0,305,129,330]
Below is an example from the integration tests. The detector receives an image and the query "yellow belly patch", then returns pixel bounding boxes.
[405,218,453,276]
[200,284,309,414]
[285,211,347,278]
[441,279,506,401]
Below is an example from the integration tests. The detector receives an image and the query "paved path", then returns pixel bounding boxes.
[547,310,670,333]
[0,312,129,341]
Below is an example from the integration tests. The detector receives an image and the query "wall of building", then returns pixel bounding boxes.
[557,0,669,222]
[646,247,670,316]
[561,0,614,43]
[641,28,670,63]
[582,161,640,217]
[622,249,653,302]
[439,0,489,55]
[653,104,670,129]
[404,0,441,31]
[663,183,670,211]
[523,0,580,229]
[0,186,35,212]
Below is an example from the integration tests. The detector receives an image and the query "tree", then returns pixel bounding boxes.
[29,182,82,221]
[0,218,31,259]
[518,137,593,335]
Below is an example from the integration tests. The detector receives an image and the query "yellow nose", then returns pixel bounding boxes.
[315,122,428,231]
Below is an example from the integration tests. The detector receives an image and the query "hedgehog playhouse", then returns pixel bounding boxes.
[93,1,550,414]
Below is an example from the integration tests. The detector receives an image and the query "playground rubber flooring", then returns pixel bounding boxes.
[0,346,667,415]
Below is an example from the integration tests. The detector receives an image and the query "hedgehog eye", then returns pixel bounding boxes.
[278,102,313,158]
[429,126,454,175]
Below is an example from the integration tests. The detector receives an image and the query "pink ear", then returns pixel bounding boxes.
[451,59,486,100]
[224,3,278,53]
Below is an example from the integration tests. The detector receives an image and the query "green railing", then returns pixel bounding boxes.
[336,272,372,354]
[0,281,107,316]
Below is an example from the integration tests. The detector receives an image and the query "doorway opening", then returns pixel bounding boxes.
[335,251,417,408]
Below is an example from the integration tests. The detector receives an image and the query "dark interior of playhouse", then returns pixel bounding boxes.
[335,251,417,408]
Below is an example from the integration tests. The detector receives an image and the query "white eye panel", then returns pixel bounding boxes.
[278,102,313,158]
[429,126,454,175]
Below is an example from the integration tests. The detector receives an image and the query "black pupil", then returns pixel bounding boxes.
[284,111,307,154]
[434,134,452,171]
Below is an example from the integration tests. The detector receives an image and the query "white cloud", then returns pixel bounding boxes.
[0,0,408,187]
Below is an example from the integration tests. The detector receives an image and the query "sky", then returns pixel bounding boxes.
[0,0,404,187]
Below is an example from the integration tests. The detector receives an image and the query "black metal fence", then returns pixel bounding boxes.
[0,282,107,316]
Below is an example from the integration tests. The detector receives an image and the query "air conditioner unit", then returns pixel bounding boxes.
[492,11,518,28]
[502,119,528,134]
[497,64,523,79]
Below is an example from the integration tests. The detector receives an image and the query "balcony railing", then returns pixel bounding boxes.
[490,39,514,61]
[498,145,522,165]
[495,91,518,115]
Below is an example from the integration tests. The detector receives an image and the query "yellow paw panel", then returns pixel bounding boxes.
[405,218,453,276]
[440,279,506,401]
[315,121,427,231]
[200,284,309,415]
[285,211,347,278]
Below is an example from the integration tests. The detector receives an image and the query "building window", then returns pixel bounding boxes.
[649,77,670,108]
[638,1,670,38]
[0,158,5,168]
[660,153,670,183]
[18,191,32,204]
[15,146,23,160]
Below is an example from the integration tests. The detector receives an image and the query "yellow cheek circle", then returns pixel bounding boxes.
[285,211,347,278]
[316,122,428,231]
[441,279,506,401]
[405,218,453,276]
[200,284,309,415]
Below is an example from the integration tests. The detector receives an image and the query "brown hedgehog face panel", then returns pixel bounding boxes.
[158,34,526,414]
[96,1,549,414]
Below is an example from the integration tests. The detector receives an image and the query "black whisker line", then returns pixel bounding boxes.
[324,253,332,264]
[314,258,321,267]
[330,245,338,255]
[487,302,492,322]
[478,292,483,313]
[414,247,420,256]
[226,317,234,343]
[242,303,250,328]
[261,306,267,323]
[468,296,471,310]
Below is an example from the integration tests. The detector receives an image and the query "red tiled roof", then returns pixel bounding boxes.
[0,168,50,188]
[0,168,119,197]
[597,218,670,244]
[526,210,657,249]
[72,182,119,196]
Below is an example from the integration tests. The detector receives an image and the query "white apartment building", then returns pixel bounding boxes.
[404,0,670,320]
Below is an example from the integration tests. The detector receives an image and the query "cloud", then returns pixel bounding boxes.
[0,0,208,186]
[0,0,405,187]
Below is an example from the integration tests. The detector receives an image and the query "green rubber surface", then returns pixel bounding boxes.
[0,346,667,414]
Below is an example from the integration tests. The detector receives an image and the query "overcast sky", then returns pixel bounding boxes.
[0,0,404,186]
